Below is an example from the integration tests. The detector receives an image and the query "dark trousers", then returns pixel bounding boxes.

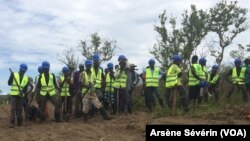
[74,91,83,117]
[60,96,72,114]
[39,94,60,121]
[188,85,201,105]
[165,85,189,111]
[145,87,163,111]
[114,88,130,113]
[10,96,23,123]
[23,96,29,119]
[227,84,249,102]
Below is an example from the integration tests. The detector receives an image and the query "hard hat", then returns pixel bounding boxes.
[79,63,84,67]
[107,63,114,68]
[234,58,241,64]
[85,59,92,65]
[38,66,43,73]
[62,67,70,73]
[148,59,155,64]
[42,61,50,69]
[118,55,126,61]
[212,65,219,70]
[93,53,100,61]
[172,54,182,61]
[199,57,207,64]
[20,63,28,71]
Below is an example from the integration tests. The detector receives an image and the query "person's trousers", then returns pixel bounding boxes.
[9,96,23,124]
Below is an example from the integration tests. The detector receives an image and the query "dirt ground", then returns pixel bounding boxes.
[0,103,250,141]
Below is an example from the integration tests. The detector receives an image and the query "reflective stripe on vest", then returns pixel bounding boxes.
[10,72,28,96]
[81,71,94,94]
[231,67,246,85]
[166,64,180,88]
[188,64,202,86]
[40,73,56,96]
[91,68,102,88]
[208,73,219,84]
[145,67,159,87]
[105,73,114,92]
[200,67,207,80]
[113,70,127,88]
[60,76,70,96]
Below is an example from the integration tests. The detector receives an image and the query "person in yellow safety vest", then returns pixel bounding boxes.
[59,67,73,121]
[198,57,209,103]
[37,61,61,122]
[114,55,129,113]
[79,59,111,121]
[165,55,189,112]
[188,55,204,106]
[143,59,163,112]
[103,63,115,113]
[8,63,34,128]
[226,58,249,102]
[207,65,220,103]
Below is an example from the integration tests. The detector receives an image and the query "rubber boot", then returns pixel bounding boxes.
[99,107,111,120]
[17,118,23,126]
[83,113,88,122]
[9,120,14,128]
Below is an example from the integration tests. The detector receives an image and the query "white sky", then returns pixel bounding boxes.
[0,0,250,93]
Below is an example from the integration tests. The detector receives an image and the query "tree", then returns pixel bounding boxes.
[181,5,209,68]
[150,10,182,67]
[209,0,248,66]
[57,47,79,72]
[230,44,250,60]
[151,5,209,69]
[80,32,117,63]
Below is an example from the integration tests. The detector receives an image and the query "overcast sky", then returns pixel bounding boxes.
[0,0,250,93]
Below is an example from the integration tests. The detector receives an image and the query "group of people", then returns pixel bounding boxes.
[7,53,250,128]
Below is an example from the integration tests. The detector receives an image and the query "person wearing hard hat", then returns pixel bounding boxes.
[226,58,249,102]
[59,67,73,121]
[36,61,61,122]
[165,55,189,112]
[8,63,34,128]
[79,59,111,121]
[73,63,85,118]
[188,55,204,106]
[113,55,129,113]
[103,63,115,112]
[143,59,163,112]
[207,65,220,103]
[198,57,209,103]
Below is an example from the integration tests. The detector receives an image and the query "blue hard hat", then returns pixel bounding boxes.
[62,66,70,73]
[107,62,114,68]
[20,63,28,71]
[38,66,43,73]
[148,59,155,64]
[199,57,207,64]
[172,54,182,61]
[118,55,126,61]
[42,61,50,69]
[85,59,92,65]
[93,53,100,61]
[234,58,241,64]
[212,65,219,70]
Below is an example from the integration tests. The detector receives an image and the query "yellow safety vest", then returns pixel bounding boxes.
[208,73,219,84]
[188,64,202,86]
[231,67,246,85]
[105,73,114,92]
[200,67,207,80]
[10,72,28,96]
[113,70,127,88]
[40,73,56,96]
[166,64,181,88]
[81,71,94,95]
[145,67,159,87]
[60,76,70,96]
[91,68,102,88]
